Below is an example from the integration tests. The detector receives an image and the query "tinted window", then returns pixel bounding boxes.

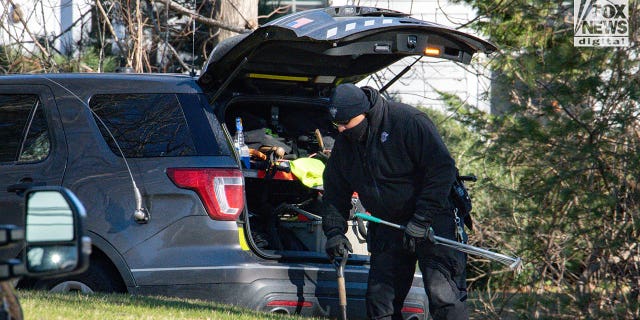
[19,105,51,163]
[0,95,50,163]
[178,93,229,156]
[90,94,197,158]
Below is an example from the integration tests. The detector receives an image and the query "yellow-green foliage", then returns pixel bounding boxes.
[0,46,117,74]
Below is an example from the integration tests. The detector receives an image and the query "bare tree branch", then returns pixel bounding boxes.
[227,0,258,29]
[153,0,252,34]
[95,0,130,54]
[257,5,292,20]
[134,0,144,72]
[46,8,93,47]
[6,0,54,67]
[160,38,190,71]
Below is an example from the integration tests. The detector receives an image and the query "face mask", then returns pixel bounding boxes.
[343,117,368,143]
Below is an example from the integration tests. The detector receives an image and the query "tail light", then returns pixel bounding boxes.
[401,306,425,314]
[266,300,313,308]
[166,168,244,221]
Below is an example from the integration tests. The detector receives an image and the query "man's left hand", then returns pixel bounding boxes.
[403,218,435,253]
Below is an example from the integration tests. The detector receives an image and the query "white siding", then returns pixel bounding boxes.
[0,0,92,55]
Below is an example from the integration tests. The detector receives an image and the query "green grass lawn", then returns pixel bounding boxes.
[18,290,316,320]
[18,288,548,319]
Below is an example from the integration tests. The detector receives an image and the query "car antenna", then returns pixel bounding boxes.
[189,0,196,77]
[379,56,422,93]
[43,77,150,223]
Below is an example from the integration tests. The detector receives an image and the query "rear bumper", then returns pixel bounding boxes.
[130,262,427,319]
[124,215,428,318]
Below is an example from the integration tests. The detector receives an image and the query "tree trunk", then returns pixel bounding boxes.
[213,0,258,45]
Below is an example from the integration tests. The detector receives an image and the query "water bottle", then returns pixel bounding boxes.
[234,117,250,168]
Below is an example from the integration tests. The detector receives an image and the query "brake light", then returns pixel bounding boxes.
[401,306,425,314]
[266,300,313,307]
[166,168,244,221]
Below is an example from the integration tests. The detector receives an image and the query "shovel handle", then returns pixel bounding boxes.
[331,251,349,320]
[331,251,348,276]
[338,276,347,304]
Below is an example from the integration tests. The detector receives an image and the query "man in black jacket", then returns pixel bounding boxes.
[321,84,467,319]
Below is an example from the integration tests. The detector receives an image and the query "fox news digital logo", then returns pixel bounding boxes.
[574,0,629,47]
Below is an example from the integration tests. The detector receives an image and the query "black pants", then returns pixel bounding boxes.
[365,211,468,320]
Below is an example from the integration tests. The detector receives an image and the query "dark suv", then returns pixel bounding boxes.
[1,6,494,319]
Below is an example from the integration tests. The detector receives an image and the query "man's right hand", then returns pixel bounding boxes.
[403,218,436,253]
[325,234,353,260]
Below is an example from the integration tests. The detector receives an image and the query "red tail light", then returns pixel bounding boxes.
[401,306,425,314]
[266,300,312,307]
[166,168,244,221]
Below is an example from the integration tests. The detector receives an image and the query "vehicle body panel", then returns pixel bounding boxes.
[131,259,427,319]
[0,84,67,227]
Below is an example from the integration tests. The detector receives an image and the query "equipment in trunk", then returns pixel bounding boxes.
[224,100,366,255]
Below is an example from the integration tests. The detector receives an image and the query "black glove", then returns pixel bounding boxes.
[403,218,435,253]
[325,233,353,260]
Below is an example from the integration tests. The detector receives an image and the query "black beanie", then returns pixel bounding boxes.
[329,83,371,122]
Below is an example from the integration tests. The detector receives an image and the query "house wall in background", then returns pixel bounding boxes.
[0,0,92,55]
[330,0,492,112]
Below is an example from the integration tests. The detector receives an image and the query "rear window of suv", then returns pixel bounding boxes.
[90,93,226,157]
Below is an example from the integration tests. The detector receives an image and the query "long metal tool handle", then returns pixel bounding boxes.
[354,213,523,272]
[331,251,349,320]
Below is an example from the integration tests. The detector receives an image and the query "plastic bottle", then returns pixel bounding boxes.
[234,117,251,168]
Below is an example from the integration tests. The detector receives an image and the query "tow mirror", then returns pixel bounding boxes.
[24,187,91,277]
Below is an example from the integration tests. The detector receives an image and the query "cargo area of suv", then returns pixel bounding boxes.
[220,96,370,258]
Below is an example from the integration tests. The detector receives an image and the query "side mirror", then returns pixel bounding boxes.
[24,187,91,277]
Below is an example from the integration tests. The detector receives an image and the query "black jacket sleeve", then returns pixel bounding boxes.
[320,144,353,237]
[405,113,456,225]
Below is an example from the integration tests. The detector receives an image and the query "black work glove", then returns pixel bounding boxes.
[325,233,353,260]
[403,218,435,253]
